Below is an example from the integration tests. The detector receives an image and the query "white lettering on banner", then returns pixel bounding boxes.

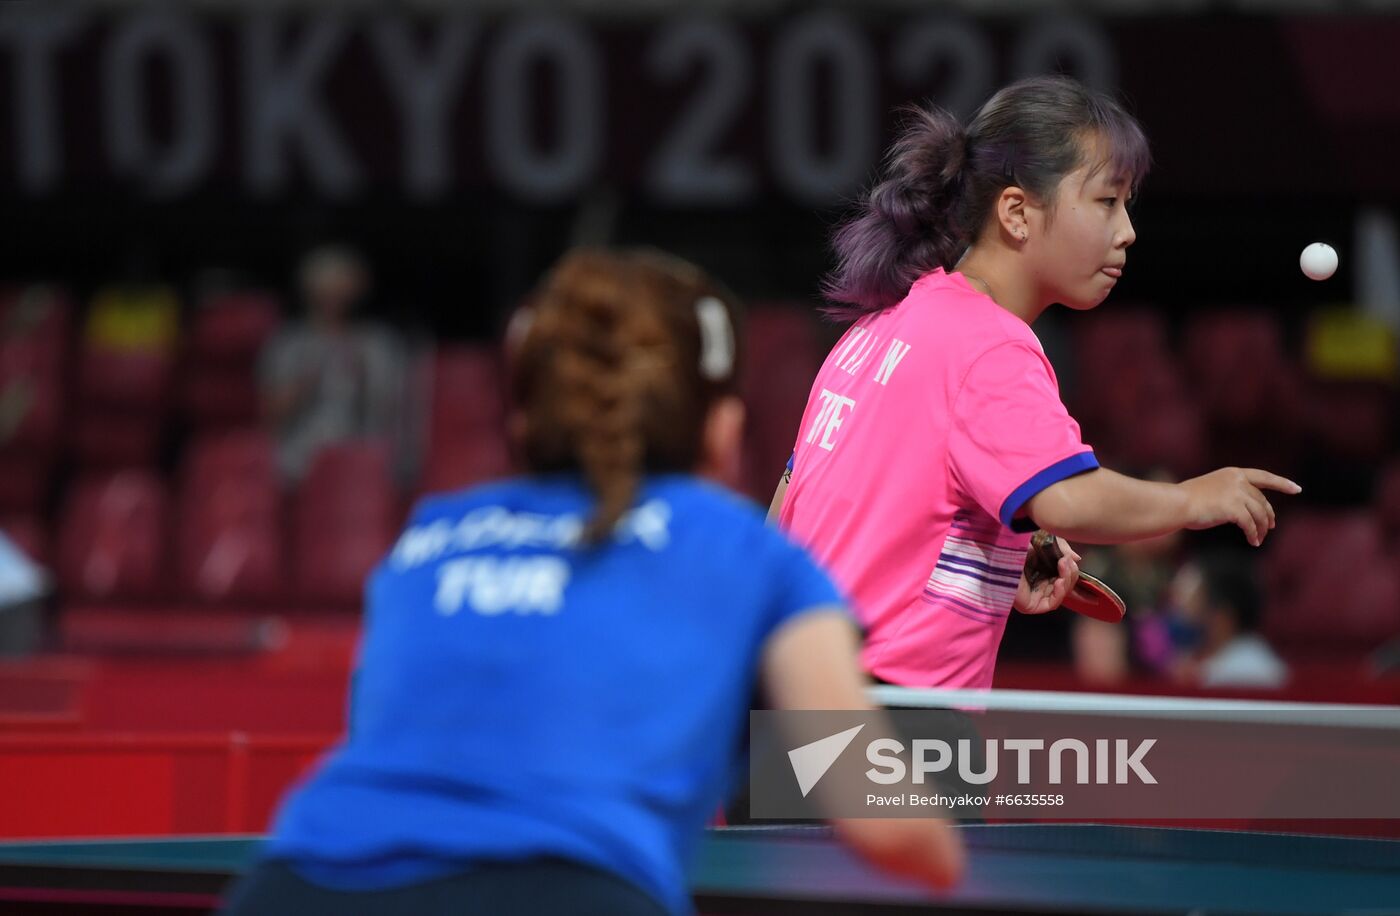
[912,738,952,783]
[804,388,856,451]
[243,14,361,196]
[894,16,994,121]
[0,8,85,193]
[861,737,1156,785]
[1013,13,1115,92]
[390,499,673,571]
[873,339,911,385]
[435,556,570,616]
[1049,738,1090,784]
[1003,739,1045,784]
[646,17,755,204]
[0,11,1116,201]
[104,11,216,195]
[369,15,475,199]
[485,15,602,202]
[769,11,876,204]
[864,738,905,785]
[1117,738,1157,784]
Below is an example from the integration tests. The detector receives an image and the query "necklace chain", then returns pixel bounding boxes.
[961,271,996,303]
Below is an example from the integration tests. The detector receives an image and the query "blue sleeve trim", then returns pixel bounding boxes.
[786,452,795,472]
[999,451,1099,532]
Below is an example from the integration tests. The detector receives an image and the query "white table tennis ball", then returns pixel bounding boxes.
[1300,242,1338,281]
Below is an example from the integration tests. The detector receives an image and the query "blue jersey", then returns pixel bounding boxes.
[265,474,845,914]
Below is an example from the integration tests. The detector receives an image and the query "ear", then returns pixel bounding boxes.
[996,185,1032,243]
[696,396,746,487]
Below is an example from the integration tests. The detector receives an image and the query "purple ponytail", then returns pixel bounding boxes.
[822,105,966,319]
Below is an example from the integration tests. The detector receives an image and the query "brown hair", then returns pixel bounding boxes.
[508,248,743,544]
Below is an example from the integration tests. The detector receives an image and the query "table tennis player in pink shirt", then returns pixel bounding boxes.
[771,76,1302,690]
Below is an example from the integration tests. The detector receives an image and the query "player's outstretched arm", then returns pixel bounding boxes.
[761,612,965,892]
[1026,467,1302,547]
[767,466,791,523]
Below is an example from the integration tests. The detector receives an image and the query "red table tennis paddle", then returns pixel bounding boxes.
[1062,571,1126,623]
[1026,531,1126,623]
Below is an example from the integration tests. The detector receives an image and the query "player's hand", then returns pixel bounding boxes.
[1179,468,1302,547]
[1015,535,1080,614]
[835,817,964,891]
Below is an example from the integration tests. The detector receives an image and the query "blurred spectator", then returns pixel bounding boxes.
[1167,551,1289,690]
[0,530,49,656]
[1072,529,1184,687]
[259,247,404,481]
[1071,469,1186,686]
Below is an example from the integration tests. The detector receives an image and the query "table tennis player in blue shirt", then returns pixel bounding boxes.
[220,249,963,916]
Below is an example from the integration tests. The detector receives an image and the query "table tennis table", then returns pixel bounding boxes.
[2,824,1398,914]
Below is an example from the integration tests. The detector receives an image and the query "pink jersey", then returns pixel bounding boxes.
[778,269,1096,688]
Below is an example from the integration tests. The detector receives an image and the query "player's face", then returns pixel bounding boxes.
[1032,158,1137,311]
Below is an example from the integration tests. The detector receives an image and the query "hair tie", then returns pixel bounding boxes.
[506,307,536,350]
[694,296,735,382]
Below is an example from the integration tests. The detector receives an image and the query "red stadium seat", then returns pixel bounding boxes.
[1304,380,1395,466]
[56,470,170,601]
[1073,353,1193,475]
[71,286,178,467]
[741,305,826,501]
[1180,310,1304,471]
[185,292,282,362]
[0,452,52,514]
[177,431,284,603]
[1184,311,1289,424]
[76,347,174,411]
[1284,560,1400,649]
[294,441,399,606]
[1068,310,1179,456]
[421,345,512,498]
[1262,510,1400,648]
[746,303,828,373]
[0,285,72,365]
[1073,307,1169,378]
[429,344,506,444]
[185,429,278,490]
[1113,396,1208,478]
[420,434,512,495]
[68,412,165,468]
[1377,459,1400,549]
[71,345,173,467]
[180,292,283,430]
[180,371,262,428]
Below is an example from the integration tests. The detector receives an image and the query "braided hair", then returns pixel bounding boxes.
[509,248,743,545]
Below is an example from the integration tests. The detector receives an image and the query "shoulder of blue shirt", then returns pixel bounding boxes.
[404,473,767,526]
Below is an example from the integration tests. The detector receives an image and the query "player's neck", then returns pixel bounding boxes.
[953,247,1048,325]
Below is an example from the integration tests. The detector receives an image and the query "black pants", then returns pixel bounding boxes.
[220,858,670,916]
